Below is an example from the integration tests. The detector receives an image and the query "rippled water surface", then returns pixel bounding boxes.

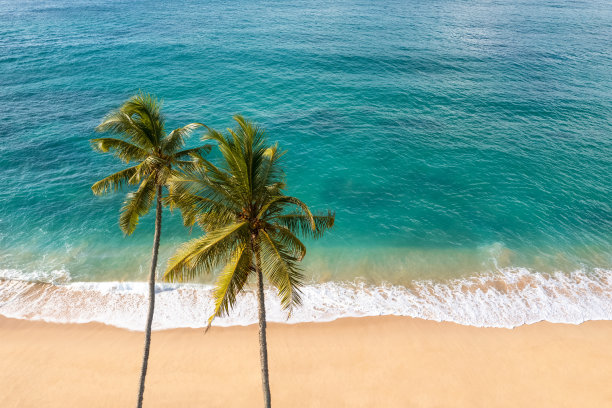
[1,0,611,328]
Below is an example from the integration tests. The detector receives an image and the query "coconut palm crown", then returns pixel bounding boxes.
[92,93,210,234]
[91,92,210,408]
[163,115,334,407]
[164,115,334,317]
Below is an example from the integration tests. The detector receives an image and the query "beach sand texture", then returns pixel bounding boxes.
[0,316,610,407]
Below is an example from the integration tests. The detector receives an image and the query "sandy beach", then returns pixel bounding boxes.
[1,316,610,407]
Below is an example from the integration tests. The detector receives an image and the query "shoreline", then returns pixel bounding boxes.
[1,316,611,407]
[2,312,612,332]
[2,267,611,330]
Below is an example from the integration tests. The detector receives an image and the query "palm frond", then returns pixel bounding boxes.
[119,174,157,235]
[208,242,252,324]
[121,92,165,146]
[232,115,272,203]
[171,159,244,210]
[153,158,177,186]
[173,144,213,161]
[258,230,304,310]
[168,165,239,210]
[91,164,141,196]
[258,196,316,229]
[163,222,249,282]
[201,126,230,147]
[194,209,238,232]
[91,138,149,163]
[266,223,307,260]
[165,190,236,229]
[129,160,154,185]
[253,143,286,199]
[163,122,205,154]
[96,111,154,150]
[218,128,252,201]
[270,211,335,239]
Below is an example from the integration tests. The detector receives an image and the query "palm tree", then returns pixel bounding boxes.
[91,93,210,408]
[163,115,334,407]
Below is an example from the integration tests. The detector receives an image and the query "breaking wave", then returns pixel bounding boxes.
[1,267,610,330]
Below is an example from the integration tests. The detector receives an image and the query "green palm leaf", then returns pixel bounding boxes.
[209,242,252,324]
[163,122,204,154]
[258,230,304,310]
[119,174,156,235]
[96,111,154,150]
[257,195,316,228]
[173,144,213,161]
[164,221,249,282]
[91,138,149,163]
[270,211,335,239]
[121,93,165,145]
[91,164,141,196]
[266,223,307,260]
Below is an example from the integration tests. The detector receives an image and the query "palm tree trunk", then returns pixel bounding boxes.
[137,185,162,408]
[253,233,272,408]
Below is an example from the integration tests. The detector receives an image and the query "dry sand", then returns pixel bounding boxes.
[0,316,610,407]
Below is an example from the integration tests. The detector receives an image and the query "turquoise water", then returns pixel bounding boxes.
[1,0,611,328]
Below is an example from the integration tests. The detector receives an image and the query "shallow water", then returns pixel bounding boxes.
[1,0,611,328]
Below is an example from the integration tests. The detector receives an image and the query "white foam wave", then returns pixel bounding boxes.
[0,267,71,284]
[0,268,610,330]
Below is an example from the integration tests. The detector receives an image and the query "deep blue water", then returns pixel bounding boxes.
[1,0,611,284]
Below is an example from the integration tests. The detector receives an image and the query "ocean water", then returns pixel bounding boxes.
[1,0,611,329]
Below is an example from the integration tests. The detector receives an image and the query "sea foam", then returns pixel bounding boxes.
[0,267,610,330]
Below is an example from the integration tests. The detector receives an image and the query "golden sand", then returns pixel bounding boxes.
[0,316,610,407]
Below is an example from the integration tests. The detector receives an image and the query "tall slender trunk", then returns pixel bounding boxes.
[253,233,272,408]
[137,185,162,408]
